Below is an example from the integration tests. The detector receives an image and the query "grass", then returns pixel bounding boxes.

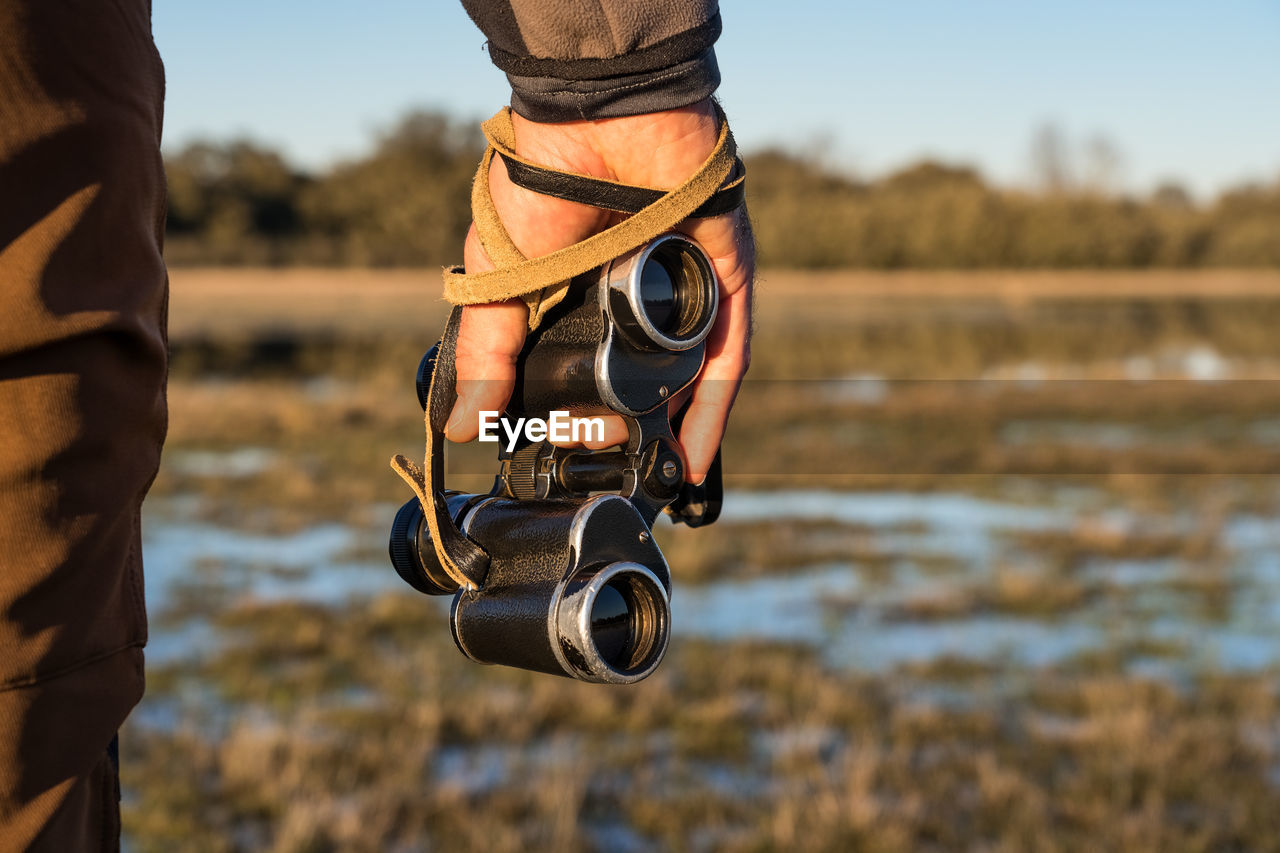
[127,268,1280,851]
[125,593,1280,853]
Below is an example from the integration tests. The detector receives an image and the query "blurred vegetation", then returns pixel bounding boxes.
[136,265,1280,850]
[165,113,477,267]
[164,112,1280,269]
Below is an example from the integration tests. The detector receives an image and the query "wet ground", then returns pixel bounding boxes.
[122,278,1280,852]
[141,480,1280,679]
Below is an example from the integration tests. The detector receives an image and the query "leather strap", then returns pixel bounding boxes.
[499,151,746,218]
[390,306,490,591]
[442,104,741,329]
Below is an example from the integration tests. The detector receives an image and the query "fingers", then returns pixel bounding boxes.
[678,205,756,300]
[446,155,607,444]
[445,299,528,442]
[675,208,755,483]
[546,413,630,450]
[679,271,752,483]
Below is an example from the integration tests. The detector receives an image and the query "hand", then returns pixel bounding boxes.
[443,99,754,485]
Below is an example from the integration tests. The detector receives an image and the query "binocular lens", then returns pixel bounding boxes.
[557,561,669,682]
[590,579,635,667]
[638,257,679,335]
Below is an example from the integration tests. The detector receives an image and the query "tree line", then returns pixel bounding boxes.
[164,111,1280,269]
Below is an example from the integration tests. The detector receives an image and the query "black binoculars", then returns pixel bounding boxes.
[388,234,723,684]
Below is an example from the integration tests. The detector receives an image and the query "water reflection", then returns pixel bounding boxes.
[141,486,1280,676]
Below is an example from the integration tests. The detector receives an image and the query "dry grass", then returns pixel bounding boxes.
[168,268,452,339]
[124,594,1280,853]
[758,268,1280,301]
[169,268,1280,339]
[131,269,1280,851]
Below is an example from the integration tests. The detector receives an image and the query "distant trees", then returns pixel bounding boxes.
[164,111,479,267]
[1205,184,1280,266]
[746,135,1278,268]
[299,112,479,266]
[162,111,1280,269]
[166,141,308,264]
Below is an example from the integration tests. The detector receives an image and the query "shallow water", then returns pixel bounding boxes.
[142,519,403,663]
[164,447,280,478]
[672,564,1103,670]
[981,343,1280,383]
[140,485,1280,676]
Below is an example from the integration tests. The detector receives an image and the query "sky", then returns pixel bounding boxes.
[153,0,1280,199]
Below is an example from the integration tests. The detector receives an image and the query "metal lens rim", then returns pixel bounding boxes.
[569,561,669,682]
[617,234,718,352]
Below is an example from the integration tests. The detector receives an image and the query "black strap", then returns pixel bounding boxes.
[426,307,491,588]
[500,152,746,219]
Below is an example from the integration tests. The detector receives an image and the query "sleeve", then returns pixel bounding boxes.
[459,0,722,123]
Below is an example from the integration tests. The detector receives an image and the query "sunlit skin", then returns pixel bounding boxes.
[442,98,755,485]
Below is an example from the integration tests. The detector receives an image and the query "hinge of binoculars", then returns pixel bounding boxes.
[415,336,723,533]
[493,408,721,528]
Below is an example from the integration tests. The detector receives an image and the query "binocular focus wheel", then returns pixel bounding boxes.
[388,499,459,595]
[414,343,439,411]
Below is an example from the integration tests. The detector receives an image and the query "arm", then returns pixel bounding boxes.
[447,1,753,486]
[458,0,723,121]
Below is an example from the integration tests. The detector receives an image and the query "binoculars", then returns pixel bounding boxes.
[388,234,723,684]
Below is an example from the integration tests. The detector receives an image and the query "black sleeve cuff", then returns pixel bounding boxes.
[506,47,721,123]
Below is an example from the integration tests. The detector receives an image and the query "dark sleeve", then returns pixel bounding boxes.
[459,1,722,122]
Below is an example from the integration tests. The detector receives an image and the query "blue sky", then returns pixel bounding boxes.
[154,0,1279,198]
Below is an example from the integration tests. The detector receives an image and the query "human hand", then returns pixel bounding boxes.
[443,98,754,485]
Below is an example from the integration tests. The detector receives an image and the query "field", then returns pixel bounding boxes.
[125,268,1280,852]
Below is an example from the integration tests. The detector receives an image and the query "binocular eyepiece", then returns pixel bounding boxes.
[559,559,669,680]
[607,234,718,353]
[389,234,723,684]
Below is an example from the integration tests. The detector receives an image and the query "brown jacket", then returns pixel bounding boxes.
[0,0,165,849]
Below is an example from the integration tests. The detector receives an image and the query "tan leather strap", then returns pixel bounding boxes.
[442,104,739,329]
[390,307,490,591]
